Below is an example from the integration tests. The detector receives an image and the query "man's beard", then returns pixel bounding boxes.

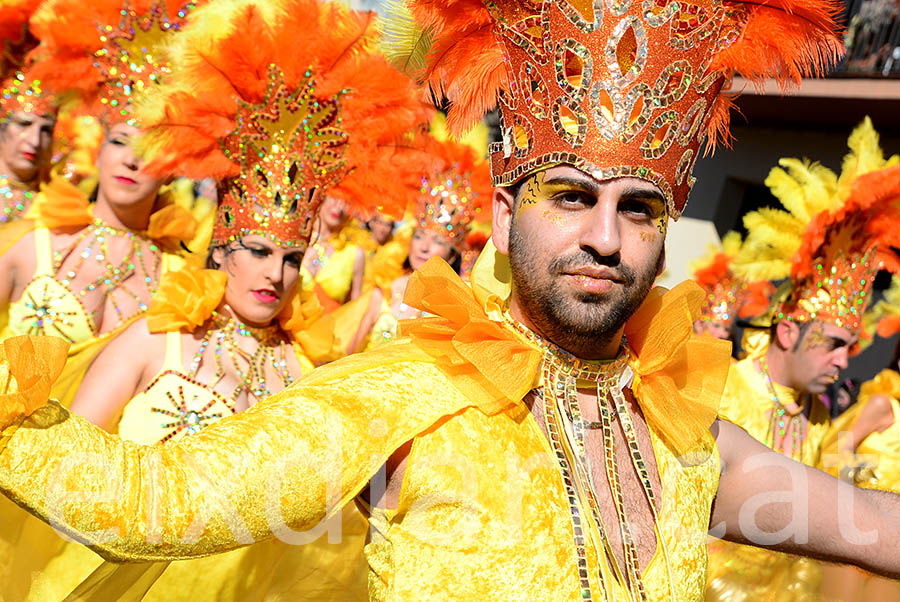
[508,225,662,358]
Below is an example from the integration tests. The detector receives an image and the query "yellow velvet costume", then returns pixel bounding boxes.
[706,341,831,602]
[0,249,731,601]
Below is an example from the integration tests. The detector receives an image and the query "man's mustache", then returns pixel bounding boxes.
[548,253,635,286]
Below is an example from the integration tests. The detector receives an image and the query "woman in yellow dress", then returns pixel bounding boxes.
[301,195,369,311]
[352,133,492,351]
[0,0,56,225]
[0,0,202,352]
[6,0,429,599]
[817,275,900,601]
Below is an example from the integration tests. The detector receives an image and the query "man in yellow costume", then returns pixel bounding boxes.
[707,117,900,601]
[2,1,900,601]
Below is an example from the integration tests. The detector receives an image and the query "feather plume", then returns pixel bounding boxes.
[27,0,205,121]
[138,0,432,213]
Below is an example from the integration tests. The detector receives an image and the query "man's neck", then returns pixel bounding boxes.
[507,298,625,361]
[764,345,803,394]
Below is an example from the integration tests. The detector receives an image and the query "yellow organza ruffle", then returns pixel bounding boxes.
[145,263,344,364]
[0,335,69,430]
[626,281,731,456]
[29,175,198,248]
[400,257,542,415]
[146,268,227,333]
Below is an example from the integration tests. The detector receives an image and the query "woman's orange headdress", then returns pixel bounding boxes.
[383,0,843,218]
[0,0,54,120]
[137,0,431,252]
[411,129,493,251]
[27,0,203,125]
[690,231,773,327]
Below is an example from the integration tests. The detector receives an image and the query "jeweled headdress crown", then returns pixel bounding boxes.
[0,0,54,120]
[414,129,493,250]
[385,0,842,218]
[690,231,772,326]
[28,0,199,125]
[138,0,430,251]
[734,118,900,334]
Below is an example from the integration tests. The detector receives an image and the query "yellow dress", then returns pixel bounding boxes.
[0,251,732,601]
[301,236,363,310]
[11,267,368,601]
[706,350,831,602]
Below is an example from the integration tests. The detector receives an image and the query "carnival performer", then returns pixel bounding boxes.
[301,195,369,311]
[352,132,491,351]
[706,117,900,601]
[0,0,55,224]
[5,1,900,601]
[365,214,396,251]
[690,231,773,342]
[817,274,900,601]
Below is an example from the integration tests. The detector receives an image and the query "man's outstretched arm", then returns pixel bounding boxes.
[0,339,455,563]
[710,418,900,578]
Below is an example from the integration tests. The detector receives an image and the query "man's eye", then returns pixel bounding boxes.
[621,200,653,217]
[554,192,588,207]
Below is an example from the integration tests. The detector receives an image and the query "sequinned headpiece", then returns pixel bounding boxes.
[414,126,493,250]
[138,0,430,251]
[0,0,54,120]
[690,231,772,327]
[734,118,900,334]
[28,0,199,125]
[384,0,842,218]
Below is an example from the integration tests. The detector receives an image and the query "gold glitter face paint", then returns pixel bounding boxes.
[515,171,545,217]
[541,208,565,226]
[800,321,830,352]
[639,231,658,243]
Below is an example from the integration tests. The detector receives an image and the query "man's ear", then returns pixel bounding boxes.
[774,320,799,351]
[656,246,666,278]
[492,186,515,254]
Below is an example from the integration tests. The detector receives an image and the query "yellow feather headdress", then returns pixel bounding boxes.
[734,117,900,333]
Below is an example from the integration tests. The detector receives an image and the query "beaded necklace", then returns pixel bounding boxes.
[504,314,674,602]
[759,356,806,462]
[0,173,36,224]
[306,239,332,276]
[189,309,294,403]
[52,218,161,328]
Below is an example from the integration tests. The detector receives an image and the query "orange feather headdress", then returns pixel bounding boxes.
[27,0,203,125]
[734,118,900,335]
[137,0,431,251]
[0,0,54,120]
[690,231,773,327]
[383,0,843,218]
[411,129,493,251]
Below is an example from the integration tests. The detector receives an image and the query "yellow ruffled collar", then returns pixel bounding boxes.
[401,242,731,455]
[146,264,337,362]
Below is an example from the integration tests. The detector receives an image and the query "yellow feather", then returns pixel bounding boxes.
[840,116,885,186]
[378,0,434,77]
[764,165,811,222]
[720,231,742,258]
[743,207,803,239]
